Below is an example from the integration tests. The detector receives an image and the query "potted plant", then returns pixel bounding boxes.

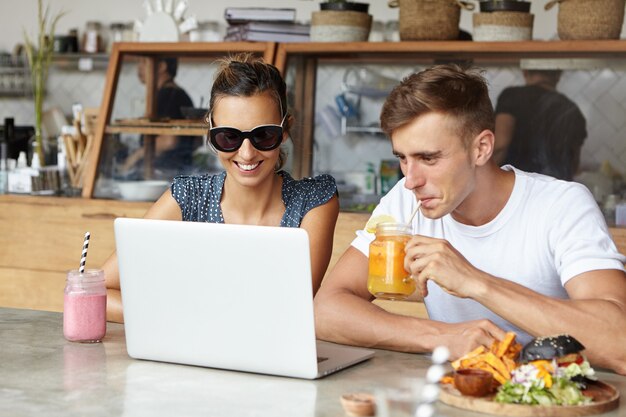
[23,0,64,166]
[311,1,372,42]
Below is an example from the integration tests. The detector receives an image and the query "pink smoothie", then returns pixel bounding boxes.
[63,293,107,342]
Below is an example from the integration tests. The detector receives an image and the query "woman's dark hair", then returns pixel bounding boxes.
[209,54,290,169]
[380,64,495,147]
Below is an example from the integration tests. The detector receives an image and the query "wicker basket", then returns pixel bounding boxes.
[473,11,534,41]
[389,0,467,40]
[545,0,626,40]
[311,10,373,42]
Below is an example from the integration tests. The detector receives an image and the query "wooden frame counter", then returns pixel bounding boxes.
[0,195,624,313]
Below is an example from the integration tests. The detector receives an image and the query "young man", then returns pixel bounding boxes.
[314,65,626,375]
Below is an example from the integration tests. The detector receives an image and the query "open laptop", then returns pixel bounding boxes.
[114,218,374,379]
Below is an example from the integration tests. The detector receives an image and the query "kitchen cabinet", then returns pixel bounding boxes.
[273,40,626,179]
[82,42,276,198]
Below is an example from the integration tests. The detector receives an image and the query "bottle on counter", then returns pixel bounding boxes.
[603,194,618,227]
[0,118,10,194]
[0,143,7,195]
[63,269,107,343]
[616,197,626,227]
[109,23,126,52]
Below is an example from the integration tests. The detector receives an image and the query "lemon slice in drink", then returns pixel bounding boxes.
[365,214,397,233]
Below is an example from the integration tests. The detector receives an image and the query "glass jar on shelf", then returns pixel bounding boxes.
[82,21,104,53]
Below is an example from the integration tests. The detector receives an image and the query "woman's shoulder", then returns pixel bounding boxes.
[171,172,225,200]
[279,172,338,227]
[280,171,337,213]
[173,172,225,187]
[281,171,337,194]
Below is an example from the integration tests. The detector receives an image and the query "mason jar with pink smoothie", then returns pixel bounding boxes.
[63,269,107,343]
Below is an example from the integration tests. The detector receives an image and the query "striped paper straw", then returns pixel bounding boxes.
[79,232,90,274]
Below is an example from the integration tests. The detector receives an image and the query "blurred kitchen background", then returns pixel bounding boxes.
[0,0,625,222]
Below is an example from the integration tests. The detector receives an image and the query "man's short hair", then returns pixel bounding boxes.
[380,64,495,146]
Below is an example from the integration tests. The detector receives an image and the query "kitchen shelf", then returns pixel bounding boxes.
[52,53,110,71]
[106,119,207,136]
[274,40,626,178]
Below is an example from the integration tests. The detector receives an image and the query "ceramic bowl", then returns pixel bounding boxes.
[454,369,494,397]
[340,393,375,417]
[117,180,170,201]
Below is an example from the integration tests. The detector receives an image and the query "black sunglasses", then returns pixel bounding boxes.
[208,114,286,152]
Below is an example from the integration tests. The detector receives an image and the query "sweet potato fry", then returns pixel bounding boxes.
[504,342,522,360]
[502,356,517,373]
[471,362,508,385]
[482,352,511,381]
[460,353,490,369]
[450,331,524,391]
[440,376,454,385]
[496,332,516,357]
[451,345,486,369]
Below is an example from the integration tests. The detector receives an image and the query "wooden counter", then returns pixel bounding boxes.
[0,195,151,311]
[0,195,623,313]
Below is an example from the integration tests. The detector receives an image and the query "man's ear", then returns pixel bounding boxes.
[472,129,495,166]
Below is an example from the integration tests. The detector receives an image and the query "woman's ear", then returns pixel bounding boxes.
[473,129,495,166]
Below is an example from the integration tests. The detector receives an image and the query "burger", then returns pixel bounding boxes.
[521,334,586,368]
[495,334,596,406]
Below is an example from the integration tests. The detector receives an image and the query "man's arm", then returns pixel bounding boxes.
[474,269,626,374]
[406,235,626,374]
[314,246,507,360]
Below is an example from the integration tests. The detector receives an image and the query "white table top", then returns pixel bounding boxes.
[2,308,625,417]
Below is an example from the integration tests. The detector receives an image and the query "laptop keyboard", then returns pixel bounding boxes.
[317,356,329,363]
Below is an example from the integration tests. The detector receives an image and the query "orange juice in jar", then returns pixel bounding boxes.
[368,222,415,300]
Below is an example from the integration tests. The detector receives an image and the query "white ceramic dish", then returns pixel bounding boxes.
[117,180,170,201]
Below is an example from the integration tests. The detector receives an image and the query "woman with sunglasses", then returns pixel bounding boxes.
[103,54,339,323]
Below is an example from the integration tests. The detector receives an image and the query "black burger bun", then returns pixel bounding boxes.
[521,334,585,362]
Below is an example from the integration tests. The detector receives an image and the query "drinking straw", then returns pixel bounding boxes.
[407,200,422,224]
[79,232,90,274]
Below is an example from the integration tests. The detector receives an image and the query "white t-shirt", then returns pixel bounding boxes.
[352,166,626,345]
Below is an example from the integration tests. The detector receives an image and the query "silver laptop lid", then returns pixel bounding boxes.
[114,218,319,379]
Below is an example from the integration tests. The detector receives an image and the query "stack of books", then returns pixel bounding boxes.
[223,7,310,43]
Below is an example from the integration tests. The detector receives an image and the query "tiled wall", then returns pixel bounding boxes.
[311,64,626,179]
[1,61,624,185]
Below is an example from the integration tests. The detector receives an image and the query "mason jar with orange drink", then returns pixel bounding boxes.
[367,222,416,300]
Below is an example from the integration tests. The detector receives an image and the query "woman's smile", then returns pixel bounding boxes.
[235,161,262,172]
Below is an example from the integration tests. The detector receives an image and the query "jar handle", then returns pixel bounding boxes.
[388,0,399,8]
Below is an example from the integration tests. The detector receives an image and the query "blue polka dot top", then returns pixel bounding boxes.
[171,171,337,227]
